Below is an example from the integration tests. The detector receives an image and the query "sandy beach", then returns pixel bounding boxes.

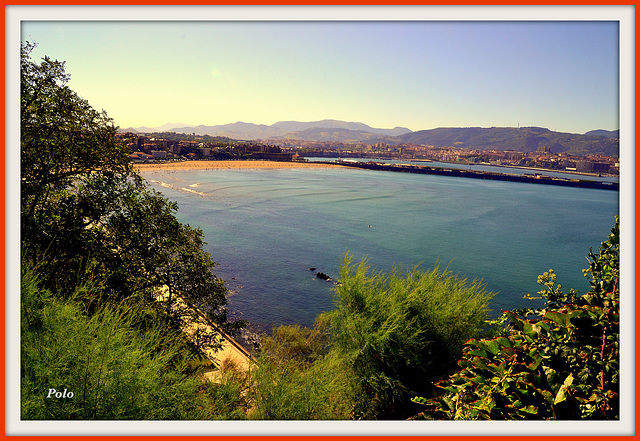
[134,159,342,172]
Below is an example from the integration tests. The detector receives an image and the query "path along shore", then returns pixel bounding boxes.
[155,286,253,382]
[134,159,343,172]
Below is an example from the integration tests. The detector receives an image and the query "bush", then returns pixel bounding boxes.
[248,323,352,420]
[414,216,620,420]
[21,262,211,420]
[320,255,495,419]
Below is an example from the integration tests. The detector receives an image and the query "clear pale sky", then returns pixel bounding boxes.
[21,19,620,134]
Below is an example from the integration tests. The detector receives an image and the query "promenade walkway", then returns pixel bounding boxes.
[155,286,253,382]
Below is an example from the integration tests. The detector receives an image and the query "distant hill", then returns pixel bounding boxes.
[395,127,619,157]
[120,121,618,157]
[125,119,412,142]
[120,122,192,134]
[169,122,278,139]
[584,129,619,139]
[282,127,401,144]
[271,119,411,137]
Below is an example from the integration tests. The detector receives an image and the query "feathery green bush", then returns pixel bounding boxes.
[21,262,210,420]
[320,255,495,419]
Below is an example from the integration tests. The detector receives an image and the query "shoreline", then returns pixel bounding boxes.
[133,159,343,172]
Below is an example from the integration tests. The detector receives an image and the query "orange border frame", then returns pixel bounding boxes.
[3,3,636,440]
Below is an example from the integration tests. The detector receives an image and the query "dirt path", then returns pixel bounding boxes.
[155,286,253,381]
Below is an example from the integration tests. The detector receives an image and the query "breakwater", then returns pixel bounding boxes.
[333,161,619,191]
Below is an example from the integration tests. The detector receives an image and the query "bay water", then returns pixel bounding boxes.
[141,165,619,334]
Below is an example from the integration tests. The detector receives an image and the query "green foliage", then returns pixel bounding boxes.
[238,325,350,420]
[186,322,352,420]
[321,255,495,419]
[247,323,352,420]
[249,357,351,420]
[260,324,329,367]
[400,127,619,156]
[21,263,212,420]
[20,42,247,420]
[414,217,619,420]
[196,359,252,420]
[20,42,241,344]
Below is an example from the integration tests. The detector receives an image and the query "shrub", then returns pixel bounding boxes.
[21,262,210,420]
[321,255,495,419]
[413,216,620,420]
[248,323,352,420]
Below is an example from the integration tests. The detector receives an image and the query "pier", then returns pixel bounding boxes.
[334,161,619,191]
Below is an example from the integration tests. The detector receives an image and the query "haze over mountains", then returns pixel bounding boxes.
[121,119,619,156]
[124,119,411,141]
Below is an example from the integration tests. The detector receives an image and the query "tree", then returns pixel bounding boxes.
[20,42,240,345]
[413,216,619,420]
[320,255,495,419]
[21,41,131,229]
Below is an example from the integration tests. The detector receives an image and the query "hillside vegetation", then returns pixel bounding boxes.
[396,126,619,156]
[127,121,617,156]
[21,41,245,419]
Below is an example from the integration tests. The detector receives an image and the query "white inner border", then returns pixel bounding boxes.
[6,5,635,437]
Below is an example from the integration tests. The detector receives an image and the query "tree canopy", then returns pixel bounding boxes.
[20,41,240,341]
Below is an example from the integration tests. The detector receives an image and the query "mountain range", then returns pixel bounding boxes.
[394,127,619,157]
[121,120,619,156]
[122,119,411,142]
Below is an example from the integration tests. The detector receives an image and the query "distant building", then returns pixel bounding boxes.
[130,152,151,163]
[537,145,551,153]
[504,150,524,161]
[592,162,611,173]
[151,150,168,159]
[576,160,611,173]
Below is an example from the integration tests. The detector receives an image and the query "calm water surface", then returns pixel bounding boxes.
[141,166,619,333]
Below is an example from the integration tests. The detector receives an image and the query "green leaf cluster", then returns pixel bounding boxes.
[248,323,353,420]
[197,322,352,420]
[414,216,620,420]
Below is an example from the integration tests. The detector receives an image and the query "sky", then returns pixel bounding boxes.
[21,18,620,134]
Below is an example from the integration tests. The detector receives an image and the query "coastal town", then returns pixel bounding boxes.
[118,131,620,177]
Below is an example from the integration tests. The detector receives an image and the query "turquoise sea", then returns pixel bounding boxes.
[141,165,619,334]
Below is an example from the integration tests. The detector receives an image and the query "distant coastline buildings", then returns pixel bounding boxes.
[117,132,618,176]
